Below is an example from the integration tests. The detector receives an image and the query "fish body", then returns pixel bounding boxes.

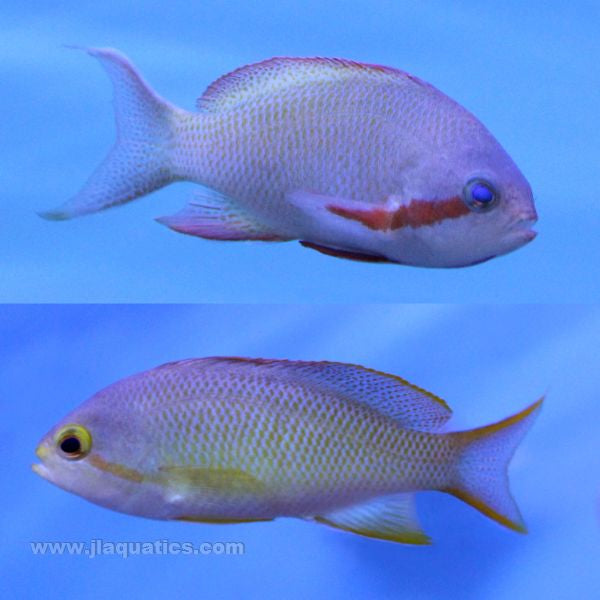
[41,48,537,267]
[33,358,542,543]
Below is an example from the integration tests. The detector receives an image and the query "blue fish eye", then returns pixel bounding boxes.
[463,179,498,212]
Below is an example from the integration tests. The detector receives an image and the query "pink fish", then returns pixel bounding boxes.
[33,357,542,543]
[41,48,537,267]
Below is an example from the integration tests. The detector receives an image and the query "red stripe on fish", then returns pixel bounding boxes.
[327,197,469,231]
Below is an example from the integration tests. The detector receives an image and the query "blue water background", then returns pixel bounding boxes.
[2,1,599,302]
[2,304,599,599]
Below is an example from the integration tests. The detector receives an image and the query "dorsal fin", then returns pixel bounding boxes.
[196,57,426,113]
[155,357,452,431]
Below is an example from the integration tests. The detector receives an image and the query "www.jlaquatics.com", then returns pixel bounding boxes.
[30,539,245,559]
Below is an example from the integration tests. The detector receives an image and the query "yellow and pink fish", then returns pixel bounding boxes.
[33,357,541,543]
[41,48,537,267]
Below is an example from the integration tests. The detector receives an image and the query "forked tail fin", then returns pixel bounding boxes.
[446,398,543,532]
[39,47,182,220]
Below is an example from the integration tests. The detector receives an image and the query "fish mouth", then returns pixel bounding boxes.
[32,444,52,482]
[511,213,537,243]
[518,226,537,242]
[31,461,52,482]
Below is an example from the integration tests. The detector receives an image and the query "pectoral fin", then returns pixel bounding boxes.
[287,190,396,232]
[313,494,431,544]
[160,466,272,524]
[159,465,266,495]
[287,190,469,232]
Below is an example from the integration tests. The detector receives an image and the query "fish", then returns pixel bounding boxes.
[39,47,537,268]
[32,357,542,543]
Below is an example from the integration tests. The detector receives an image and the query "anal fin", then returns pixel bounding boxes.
[156,188,289,241]
[313,494,431,545]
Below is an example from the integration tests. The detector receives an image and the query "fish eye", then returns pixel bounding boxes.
[463,178,498,212]
[56,424,92,460]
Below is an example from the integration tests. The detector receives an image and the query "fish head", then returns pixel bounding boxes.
[392,109,538,268]
[32,397,151,514]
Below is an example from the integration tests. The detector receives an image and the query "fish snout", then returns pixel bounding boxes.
[35,443,50,460]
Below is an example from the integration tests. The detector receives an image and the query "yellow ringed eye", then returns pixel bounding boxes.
[55,424,92,460]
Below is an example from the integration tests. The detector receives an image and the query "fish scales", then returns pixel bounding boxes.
[41,49,537,267]
[34,357,542,543]
[103,360,452,499]
[177,72,459,215]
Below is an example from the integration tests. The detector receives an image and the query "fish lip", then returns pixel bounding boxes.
[521,228,537,242]
[511,213,537,242]
[514,223,537,242]
[31,461,51,481]
[32,444,52,481]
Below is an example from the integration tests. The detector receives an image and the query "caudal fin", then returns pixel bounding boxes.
[39,47,181,220]
[446,398,543,533]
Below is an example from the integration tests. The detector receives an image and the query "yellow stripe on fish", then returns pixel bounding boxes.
[33,357,542,544]
[40,48,537,268]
